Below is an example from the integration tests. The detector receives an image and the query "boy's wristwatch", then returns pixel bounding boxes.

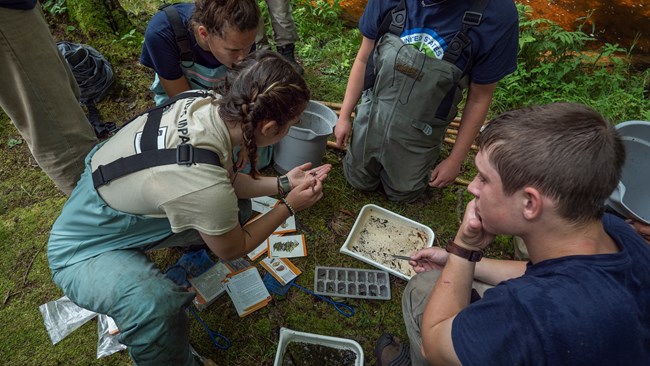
[446,240,483,262]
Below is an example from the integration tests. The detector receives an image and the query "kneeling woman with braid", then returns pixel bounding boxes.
[47,51,330,365]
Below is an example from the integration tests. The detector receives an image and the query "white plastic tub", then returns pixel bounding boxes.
[340,204,435,281]
[274,327,364,366]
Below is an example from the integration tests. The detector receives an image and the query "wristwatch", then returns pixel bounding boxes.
[277,175,291,195]
[446,239,483,262]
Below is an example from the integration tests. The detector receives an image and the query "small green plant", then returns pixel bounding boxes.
[42,0,67,15]
[7,138,22,148]
[304,0,342,19]
[113,28,144,47]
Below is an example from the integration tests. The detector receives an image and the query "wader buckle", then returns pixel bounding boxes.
[176,144,194,166]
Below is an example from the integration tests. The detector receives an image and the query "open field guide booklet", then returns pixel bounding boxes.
[224,267,271,317]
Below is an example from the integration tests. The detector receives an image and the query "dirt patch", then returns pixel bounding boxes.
[282,341,357,365]
[520,0,649,55]
[327,211,354,237]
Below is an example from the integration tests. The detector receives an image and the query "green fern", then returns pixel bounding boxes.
[42,0,67,15]
[493,4,649,123]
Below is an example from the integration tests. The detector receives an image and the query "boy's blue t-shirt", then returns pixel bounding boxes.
[0,0,36,9]
[140,3,223,81]
[452,214,650,365]
[359,0,518,84]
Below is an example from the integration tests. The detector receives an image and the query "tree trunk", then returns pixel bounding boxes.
[66,0,132,38]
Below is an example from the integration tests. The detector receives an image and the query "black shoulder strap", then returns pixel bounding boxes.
[91,91,221,189]
[386,0,407,37]
[434,0,490,120]
[140,91,207,151]
[363,0,407,90]
[441,0,489,65]
[161,4,194,63]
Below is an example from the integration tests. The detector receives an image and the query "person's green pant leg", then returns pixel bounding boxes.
[263,0,299,47]
[0,5,97,195]
[343,91,443,202]
[343,90,382,192]
[344,34,466,203]
[52,250,198,366]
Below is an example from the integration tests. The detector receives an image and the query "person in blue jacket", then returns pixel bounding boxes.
[141,0,272,172]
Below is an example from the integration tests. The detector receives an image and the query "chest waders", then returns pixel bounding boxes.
[344,0,488,202]
[47,92,223,366]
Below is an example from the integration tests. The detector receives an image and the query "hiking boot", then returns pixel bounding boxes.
[375,333,411,366]
[277,43,304,75]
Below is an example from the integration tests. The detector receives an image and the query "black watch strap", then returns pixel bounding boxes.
[446,240,483,262]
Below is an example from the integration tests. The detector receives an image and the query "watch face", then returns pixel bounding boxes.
[278,175,291,193]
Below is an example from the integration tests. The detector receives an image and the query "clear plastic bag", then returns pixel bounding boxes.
[96,314,126,359]
[38,296,97,344]
[39,296,126,358]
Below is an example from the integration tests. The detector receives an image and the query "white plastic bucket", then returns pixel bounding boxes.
[273,101,337,174]
[273,327,364,366]
[606,120,650,224]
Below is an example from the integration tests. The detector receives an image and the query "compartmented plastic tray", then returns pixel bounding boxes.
[313,266,391,300]
[340,204,435,281]
[274,327,364,366]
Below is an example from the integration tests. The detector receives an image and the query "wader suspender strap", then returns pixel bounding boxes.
[161,4,194,64]
[435,0,489,120]
[441,0,489,65]
[362,0,406,91]
[387,0,407,37]
[362,0,489,92]
[91,91,222,189]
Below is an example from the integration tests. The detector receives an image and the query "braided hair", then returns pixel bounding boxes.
[218,50,310,178]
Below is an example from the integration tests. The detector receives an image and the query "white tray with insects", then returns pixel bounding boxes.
[339,204,435,281]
